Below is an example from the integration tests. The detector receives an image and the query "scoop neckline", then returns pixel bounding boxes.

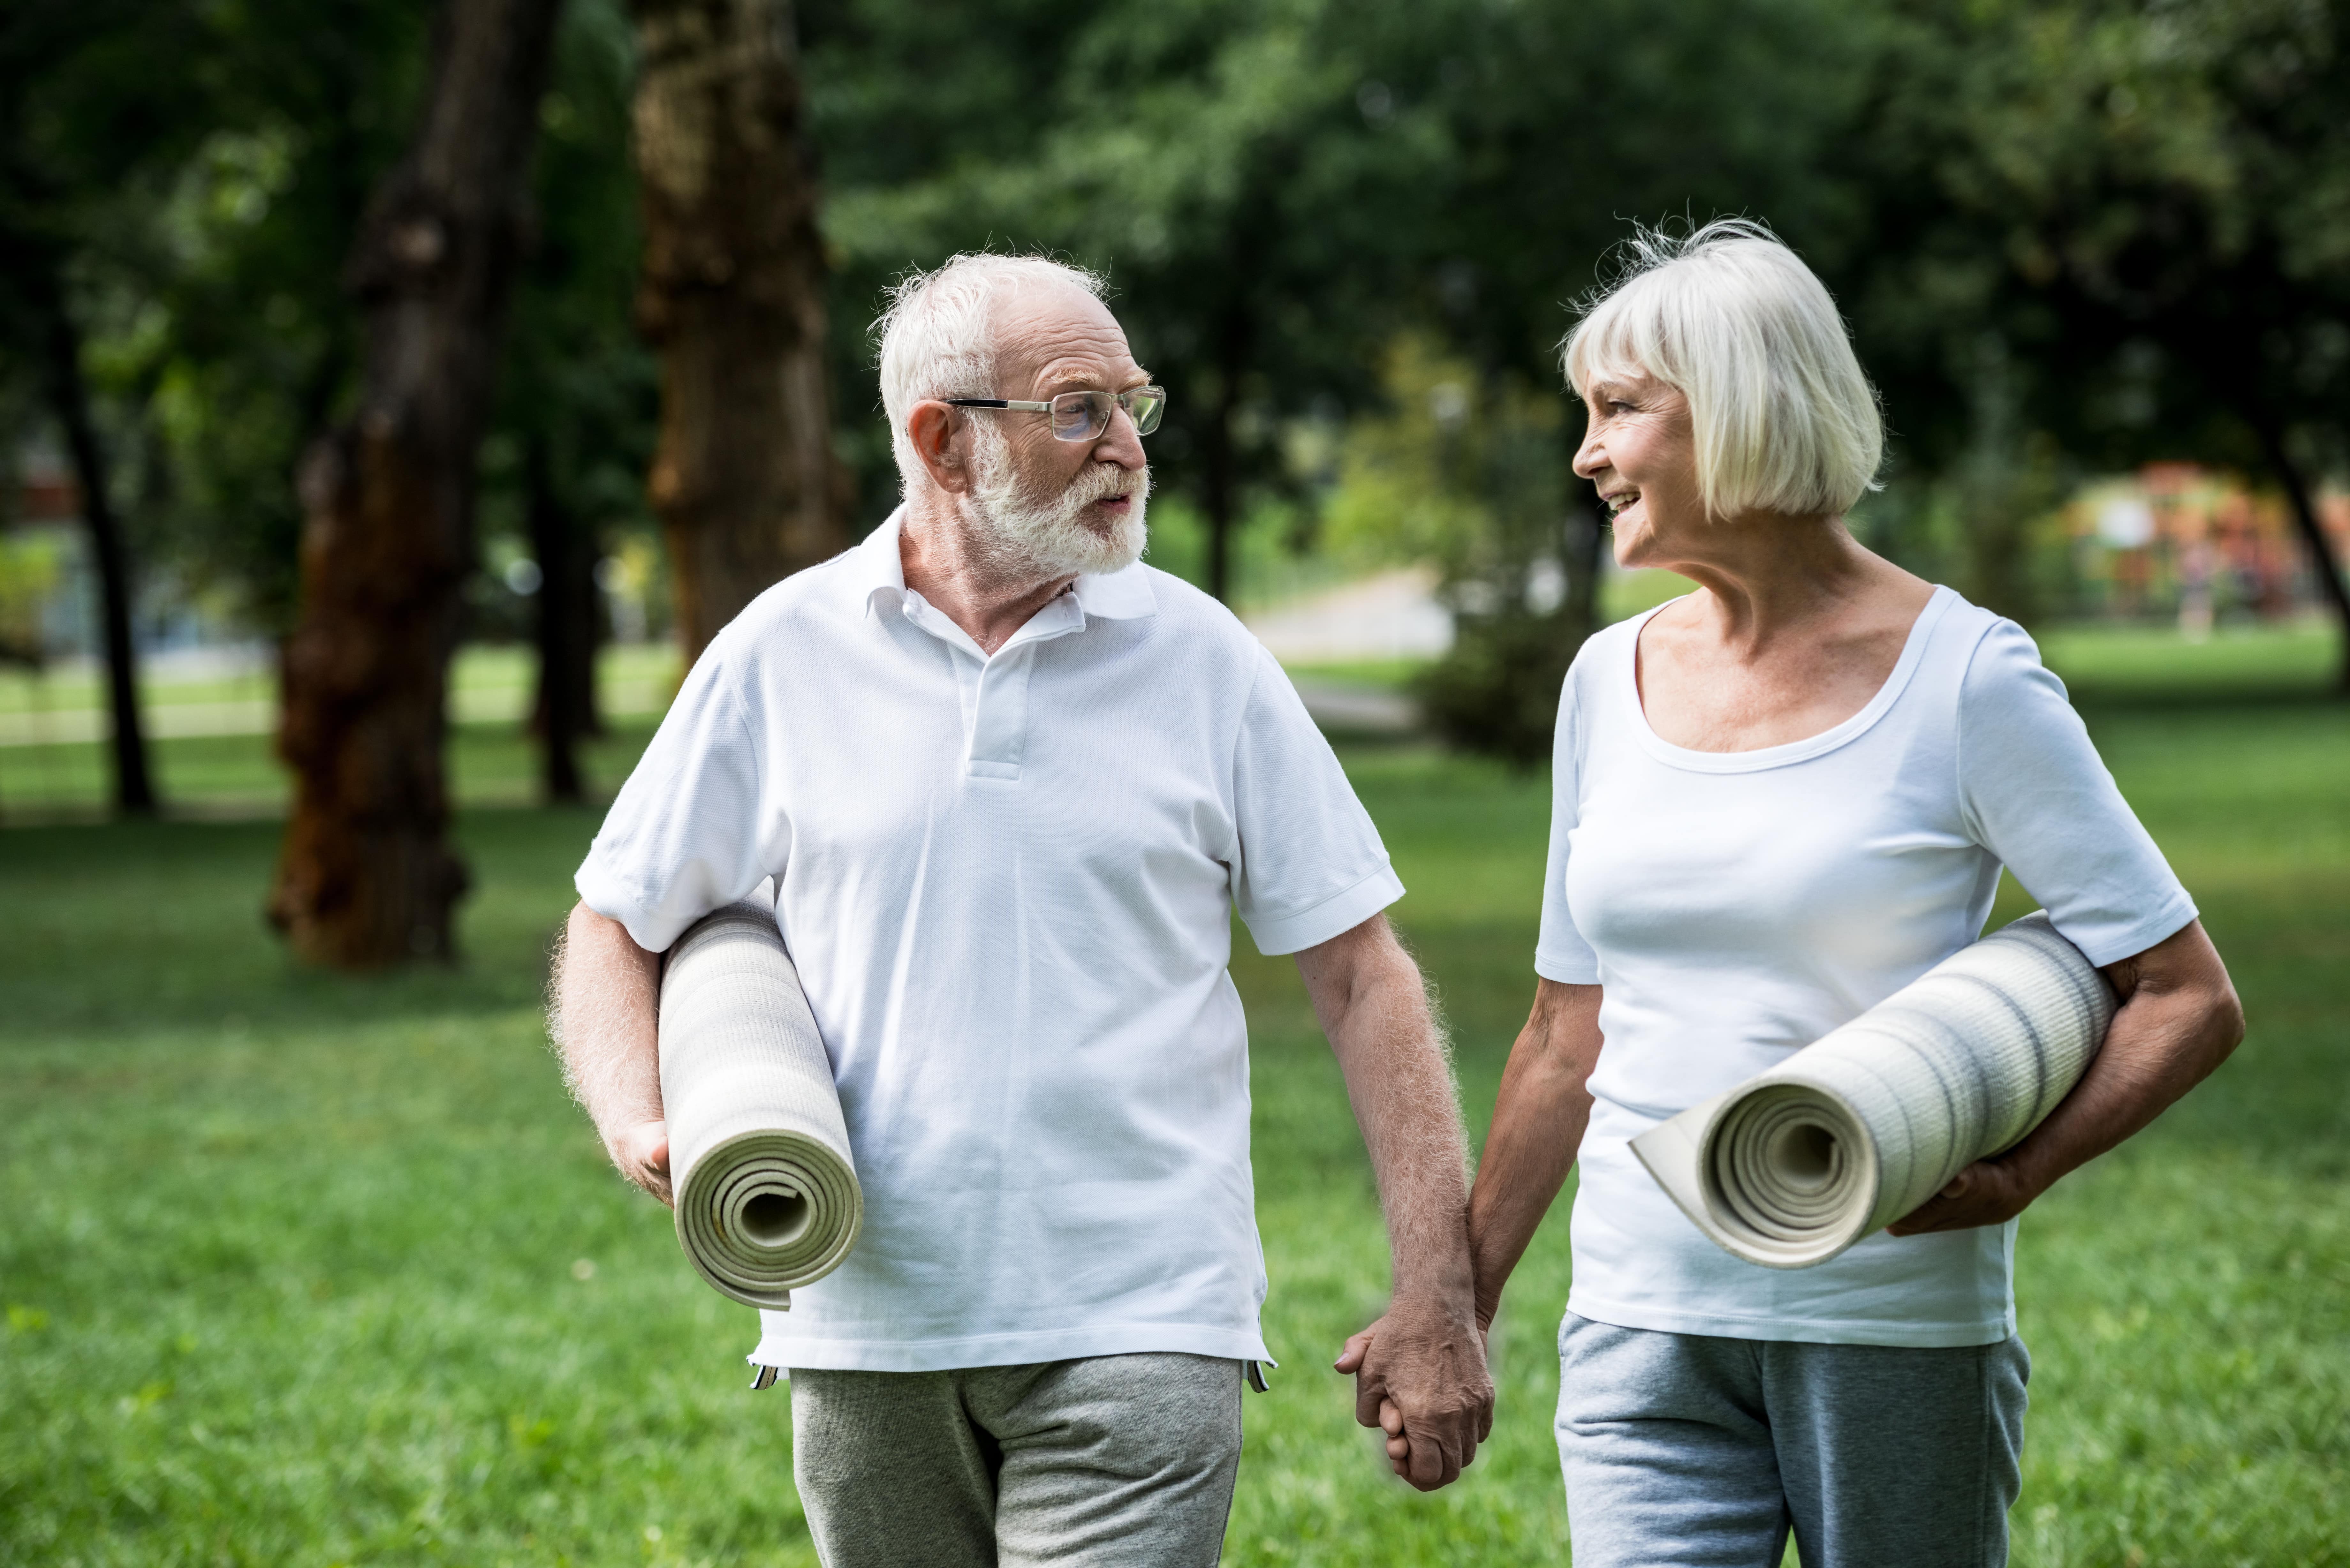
[1620,585,1955,774]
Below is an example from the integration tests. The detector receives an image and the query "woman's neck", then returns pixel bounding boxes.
[1650,515,1897,653]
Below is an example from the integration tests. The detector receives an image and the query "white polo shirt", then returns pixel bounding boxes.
[577,510,1405,1371]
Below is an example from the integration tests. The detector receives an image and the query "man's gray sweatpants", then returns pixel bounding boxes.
[788,1353,1244,1568]
[1557,1313,2029,1568]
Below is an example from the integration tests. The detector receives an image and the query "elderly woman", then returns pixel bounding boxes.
[1350,222,2244,1565]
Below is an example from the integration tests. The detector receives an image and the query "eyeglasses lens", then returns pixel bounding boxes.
[1050,393,1111,441]
[1127,388,1166,435]
[1045,388,1168,441]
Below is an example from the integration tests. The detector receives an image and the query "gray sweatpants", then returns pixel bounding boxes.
[1557,1313,2029,1568]
[787,1353,1244,1568]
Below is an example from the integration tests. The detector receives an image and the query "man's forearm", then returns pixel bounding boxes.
[1301,914,1492,1490]
[1303,924,1475,1298]
[1467,979,1602,1324]
[552,902,666,1170]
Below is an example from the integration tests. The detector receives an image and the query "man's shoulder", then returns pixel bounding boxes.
[1134,565,1262,652]
[699,541,879,666]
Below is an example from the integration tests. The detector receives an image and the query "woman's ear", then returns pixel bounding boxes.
[907,402,974,495]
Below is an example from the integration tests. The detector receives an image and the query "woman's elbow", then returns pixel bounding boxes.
[2205,975,2247,1064]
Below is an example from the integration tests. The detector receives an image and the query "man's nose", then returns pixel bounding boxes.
[1091,406,1148,469]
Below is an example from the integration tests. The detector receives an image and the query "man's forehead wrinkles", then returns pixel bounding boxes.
[1036,361,1150,395]
[1031,347,1147,395]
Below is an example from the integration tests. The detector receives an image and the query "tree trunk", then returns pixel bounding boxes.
[267,0,563,968]
[1562,496,1605,648]
[630,0,845,664]
[34,264,156,817]
[1200,301,1253,604]
[526,431,600,804]
[2250,416,2350,694]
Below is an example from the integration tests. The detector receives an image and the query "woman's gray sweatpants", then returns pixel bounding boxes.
[787,1353,1244,1568]
[1557,1313,2029,1568]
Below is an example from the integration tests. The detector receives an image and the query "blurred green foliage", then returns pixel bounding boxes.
[1322,336,1584,762]
[4,0,2346,740]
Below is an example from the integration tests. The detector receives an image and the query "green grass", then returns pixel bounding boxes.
[3,629,2346,1565]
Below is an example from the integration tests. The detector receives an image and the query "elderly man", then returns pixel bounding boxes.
[554,253,1491,1566]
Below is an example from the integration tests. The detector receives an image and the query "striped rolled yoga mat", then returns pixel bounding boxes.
[1630,912,2116,1270]
[658,903,862,1309]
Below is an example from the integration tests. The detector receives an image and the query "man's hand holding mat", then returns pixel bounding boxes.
[553,901,864,1309]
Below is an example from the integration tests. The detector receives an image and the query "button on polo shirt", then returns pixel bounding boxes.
[577,509,1405,1370]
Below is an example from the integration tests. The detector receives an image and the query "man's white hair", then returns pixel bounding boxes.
[874,253,1111,487]
[1561,219,1884,520]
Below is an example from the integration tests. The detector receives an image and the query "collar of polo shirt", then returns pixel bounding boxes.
[853,507,1157,626]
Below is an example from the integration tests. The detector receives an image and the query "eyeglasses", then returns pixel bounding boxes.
[944,386,1168,442]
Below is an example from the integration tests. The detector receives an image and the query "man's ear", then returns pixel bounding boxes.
[907,402,974,496]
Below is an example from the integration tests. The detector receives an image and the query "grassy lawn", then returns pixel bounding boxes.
[3,625,2345,1565]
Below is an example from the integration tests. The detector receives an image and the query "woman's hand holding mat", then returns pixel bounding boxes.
[1631,912,2116,1270]
[657,904,863,1309]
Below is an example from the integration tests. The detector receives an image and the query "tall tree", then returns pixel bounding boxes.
[524,433,602,802]
[28,264,155,813]
[267,0,564,967]
[630,0,846,663]
[493,0,655,803]
[0,0,207,816]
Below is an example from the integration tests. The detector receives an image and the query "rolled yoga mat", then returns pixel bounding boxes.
[658,903,862,1309]
[1629,912,2116,1270]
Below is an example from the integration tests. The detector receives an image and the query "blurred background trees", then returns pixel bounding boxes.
[631,0,845,664]
[3,0,2346,960]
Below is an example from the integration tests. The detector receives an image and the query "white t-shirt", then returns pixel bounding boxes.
[1536,587,2196,1346]
[578,511,1404,1371]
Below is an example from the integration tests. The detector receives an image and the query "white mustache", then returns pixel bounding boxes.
[1066,461,1147,507]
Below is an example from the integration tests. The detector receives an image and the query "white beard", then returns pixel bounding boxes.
[964,423,1150,580]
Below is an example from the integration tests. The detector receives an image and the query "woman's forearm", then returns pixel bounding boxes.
[1891,918,2242,1234]
[1468,980,1604,1326]
[2013,918,2242,1191]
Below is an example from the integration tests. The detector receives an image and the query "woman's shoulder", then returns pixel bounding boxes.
[1911,587,2044,686]
[1574,602,1668,670]
[1579,608,1652,662]
[1559,607,1651,710]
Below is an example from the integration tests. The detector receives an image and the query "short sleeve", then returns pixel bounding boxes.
[1534,664,1602,984]
[1958,620,2197,967]
[1229,645,1405,955]
[574,632,783,953]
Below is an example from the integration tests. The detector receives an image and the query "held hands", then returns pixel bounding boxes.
[1886,1154,2041,1235]
[1331,1293,1494,1492]
[609,1119,674,1207]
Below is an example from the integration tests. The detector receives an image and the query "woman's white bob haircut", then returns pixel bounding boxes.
[873,252,1110,485]
[1561,219,1884,519]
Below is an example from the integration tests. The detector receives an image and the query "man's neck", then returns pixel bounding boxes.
[899,493,1077,656]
